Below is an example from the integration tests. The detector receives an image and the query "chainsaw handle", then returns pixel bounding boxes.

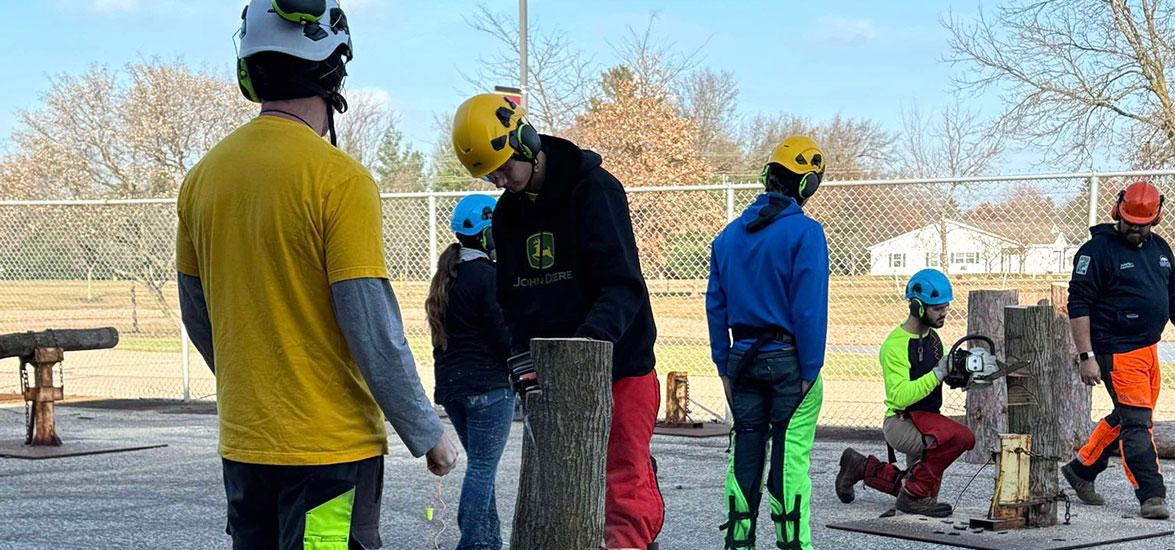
[948,334,996,359]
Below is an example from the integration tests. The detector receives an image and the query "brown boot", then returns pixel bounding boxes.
[1061,463,1105,505]
[896,487,953,518]
[836,448,868,503]
[1141,497,1169,520]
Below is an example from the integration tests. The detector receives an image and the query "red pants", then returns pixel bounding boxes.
[605,371,665,548]
[902,412,975,498]
[861,412,975,498]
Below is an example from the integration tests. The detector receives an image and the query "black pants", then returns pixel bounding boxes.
[222,456,384,550]
[1067,350,1165,503]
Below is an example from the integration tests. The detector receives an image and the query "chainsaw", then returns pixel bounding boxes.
[942,334,1033,390]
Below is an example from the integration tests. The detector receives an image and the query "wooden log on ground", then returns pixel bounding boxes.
[0,328,120,359]
[511,338,613,550]
[963,290,1019,464]
[1006,304,1085,527]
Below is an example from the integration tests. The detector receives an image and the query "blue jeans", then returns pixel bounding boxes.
[442,387,514,550]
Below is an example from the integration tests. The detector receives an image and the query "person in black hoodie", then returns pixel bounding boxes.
[1060,181,1174,520]
[425,194,514,549]
[451,93,663,550]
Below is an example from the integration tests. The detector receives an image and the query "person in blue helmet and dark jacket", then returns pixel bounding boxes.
[425,194,514,549]
[706,135,829,550]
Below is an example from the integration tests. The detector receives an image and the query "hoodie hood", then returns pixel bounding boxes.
[739,192,805,232]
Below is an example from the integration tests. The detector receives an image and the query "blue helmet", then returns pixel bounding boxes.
[906,268,953,306]
[450,194,496,237]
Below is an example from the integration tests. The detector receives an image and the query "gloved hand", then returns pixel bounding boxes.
[932,356,951,382]
[508,352,541,396]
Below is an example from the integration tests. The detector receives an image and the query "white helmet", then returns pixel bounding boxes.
[238,0,352,62]
[236,0,353,103]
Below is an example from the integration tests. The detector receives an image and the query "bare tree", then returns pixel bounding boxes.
[742,114,892,179]
[678,68,741,174]
[895,101,1004,178]
[335,90,393,169]
[13,59,255,199]
[945,0,1175,168]
[464,4,597,134]
[611,13,707,101]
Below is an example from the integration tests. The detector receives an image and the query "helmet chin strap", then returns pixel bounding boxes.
[291,62,348,145]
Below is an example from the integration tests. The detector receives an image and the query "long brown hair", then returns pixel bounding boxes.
[425,243,463,350]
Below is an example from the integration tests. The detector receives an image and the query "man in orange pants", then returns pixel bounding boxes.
[1061,181,1173,520]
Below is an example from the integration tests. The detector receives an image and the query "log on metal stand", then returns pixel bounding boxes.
[1005,304,1088,527]
[511,338,613,550]
[2,328,120,447]
[0,328,119,359]
[963,290,1019,464]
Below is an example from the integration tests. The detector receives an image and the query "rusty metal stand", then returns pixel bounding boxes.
[21,347,65,446]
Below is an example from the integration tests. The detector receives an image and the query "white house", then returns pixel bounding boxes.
[867,219,1080,276]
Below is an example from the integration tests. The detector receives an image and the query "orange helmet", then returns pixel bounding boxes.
[1112,181,1165,225]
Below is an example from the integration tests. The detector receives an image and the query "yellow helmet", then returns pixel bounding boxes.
[767,135,825,176]
[451,93,541,178]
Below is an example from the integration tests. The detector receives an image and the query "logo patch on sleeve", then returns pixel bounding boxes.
[1075,255,1091,275]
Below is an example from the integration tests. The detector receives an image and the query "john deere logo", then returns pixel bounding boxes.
[527,232,555,269]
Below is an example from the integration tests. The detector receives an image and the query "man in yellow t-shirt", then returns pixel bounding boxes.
[177,2,457,548]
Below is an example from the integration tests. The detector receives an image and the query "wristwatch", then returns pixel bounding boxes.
[1075,351,1094,363]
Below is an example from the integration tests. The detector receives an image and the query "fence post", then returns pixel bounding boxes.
[427,194,438,275]
[724,174,734,223]
[180,320,190,401]
[1087,173,1100,228]
[722,175,735,425]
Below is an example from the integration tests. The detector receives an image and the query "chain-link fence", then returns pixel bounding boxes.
[3,171,1174,428]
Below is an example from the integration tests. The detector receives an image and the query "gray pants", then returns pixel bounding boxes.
[883,414,929,469]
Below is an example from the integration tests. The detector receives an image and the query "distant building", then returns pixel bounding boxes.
[868,219,1080,276]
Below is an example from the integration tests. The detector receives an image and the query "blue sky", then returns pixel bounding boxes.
[5,1,1063,169]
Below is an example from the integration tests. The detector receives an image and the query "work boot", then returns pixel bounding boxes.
[1141,497,1170,520]
[835,448,868,503]
[1061,463,1105,505]
[896,487,953,518]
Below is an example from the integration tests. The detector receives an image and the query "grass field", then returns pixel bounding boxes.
[6,276,1175,426]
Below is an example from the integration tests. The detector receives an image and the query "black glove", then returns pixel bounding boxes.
[508,352,541,396]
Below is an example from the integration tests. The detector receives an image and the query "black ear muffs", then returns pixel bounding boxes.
[909,298,924,319]
[508,122,541,160]
[797,171,821,200]
[480,226,495,252]
[761,163,821,204]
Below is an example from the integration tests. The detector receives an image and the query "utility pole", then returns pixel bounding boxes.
[519,0,528,109]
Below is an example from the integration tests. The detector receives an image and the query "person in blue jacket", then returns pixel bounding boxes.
[707,135,829,550]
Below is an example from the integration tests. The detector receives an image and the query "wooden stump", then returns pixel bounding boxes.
[511,338,613,550]
[963,290,1018,464]
[1005,304,1090,527]
[663,371,689,425]
[1039,298,1091,456]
